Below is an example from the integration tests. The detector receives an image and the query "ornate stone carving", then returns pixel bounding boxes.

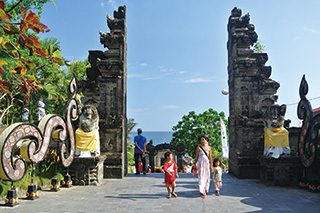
[81,6,127,178]
[85,50,106,82]
[0,78,78,181]
[105,138,114,152]
[297,75,319,167]
[227,7,286,178]
[113,6,126,19]
[79,105,99,132]
[100,31,124,49]
[69,157,104,186]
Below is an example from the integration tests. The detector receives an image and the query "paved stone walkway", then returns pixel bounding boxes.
[2,173,320,213]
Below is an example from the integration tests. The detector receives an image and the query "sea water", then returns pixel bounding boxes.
[129,131,173,146]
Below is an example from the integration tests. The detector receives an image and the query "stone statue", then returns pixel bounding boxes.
[75,104,100,157]
[263,104,286,128]
[79,104,99,132]
[37,99,46,121]
[21,107,29,122]
[263,104,290,158]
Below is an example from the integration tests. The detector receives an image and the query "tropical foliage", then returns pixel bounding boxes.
[0,0,64,124]
[171,108,228,159]
[127,118,137,172]
[0,0,90,197]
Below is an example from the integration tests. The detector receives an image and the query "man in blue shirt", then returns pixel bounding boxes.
[134,128,147,175]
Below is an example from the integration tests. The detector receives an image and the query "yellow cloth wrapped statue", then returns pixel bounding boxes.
[264,127,290,158]
[76,128,98,151]
[264,127,289,147]
[75,104,100,157]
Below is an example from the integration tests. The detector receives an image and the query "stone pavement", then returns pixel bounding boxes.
[1,173,320,213]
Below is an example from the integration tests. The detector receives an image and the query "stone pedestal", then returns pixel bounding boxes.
[259,156,302,186]
[69,157,104,185]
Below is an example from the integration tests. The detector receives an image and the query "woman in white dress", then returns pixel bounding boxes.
[195,135,213,199]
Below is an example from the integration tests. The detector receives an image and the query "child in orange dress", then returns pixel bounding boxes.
[163,151,178,198]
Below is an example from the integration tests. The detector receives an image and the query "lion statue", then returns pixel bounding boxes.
[79,104,99,132]
[75,104,100,157]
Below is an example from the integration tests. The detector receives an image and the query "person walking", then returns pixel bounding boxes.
[194,135,213,199]
[163,151,178,198]
[213,158,223,196]
[134,128,147,175]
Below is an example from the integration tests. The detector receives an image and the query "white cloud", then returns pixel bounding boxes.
[140,63,148,67]
[101,0,117,9]
[142,76,164,81]
[303,27,319,34]
[127,73,143,79]
[184,78,213,84]
[161,105,181,110]
[160,68,168,73]
[128,63,187,81]
[129,107,150,113]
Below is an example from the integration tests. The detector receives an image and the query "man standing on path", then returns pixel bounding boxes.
[134,128,147,175]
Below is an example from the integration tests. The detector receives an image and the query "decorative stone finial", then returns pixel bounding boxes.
[231,7,242,17]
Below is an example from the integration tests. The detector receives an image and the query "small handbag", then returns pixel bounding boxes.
[192,167,197,176]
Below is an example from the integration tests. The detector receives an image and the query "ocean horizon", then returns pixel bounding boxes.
[129,131,173,146]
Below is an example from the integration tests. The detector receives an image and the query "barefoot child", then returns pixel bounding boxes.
[163,151,178,198]
[213,158,223,196]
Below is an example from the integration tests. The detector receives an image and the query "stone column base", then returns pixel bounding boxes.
[69,157,104,185]
[103,166,123,178]
[229,156,260,179]
[103,155,124,178]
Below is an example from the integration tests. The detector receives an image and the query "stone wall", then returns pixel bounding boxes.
[81,6,127,178]
[227,7,281,178]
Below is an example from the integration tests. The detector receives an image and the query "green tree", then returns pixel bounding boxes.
[66,60,89,80]
[31,58,89,118]
[127,118,137,140]
[127,118,137,172]
[4,0,55,18]
[171,108,227,158]
[0,0,63,124]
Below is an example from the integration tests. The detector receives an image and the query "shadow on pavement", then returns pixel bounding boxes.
[104,193,164,200]
[126,173,197,179]
[104,190,201,199]
[214,173,320,212]
[175,190,201,198]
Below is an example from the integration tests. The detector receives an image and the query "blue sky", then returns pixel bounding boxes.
[41,0,320,131]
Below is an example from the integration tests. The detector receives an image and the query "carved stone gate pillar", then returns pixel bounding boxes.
[227,8,281,178]
[81,6,127,178]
